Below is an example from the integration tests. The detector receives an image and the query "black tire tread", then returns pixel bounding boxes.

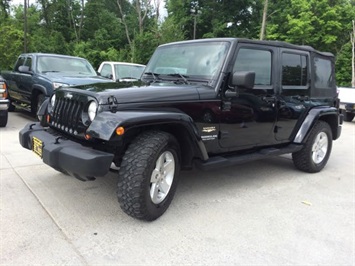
[343,112,354,122]
[0,110,8,127]
[117,130,179,221]
[292,121,332,173]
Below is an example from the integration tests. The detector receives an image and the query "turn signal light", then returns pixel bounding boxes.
[84,133,91,140]
[115,127,125,136]
[46,114,50,124]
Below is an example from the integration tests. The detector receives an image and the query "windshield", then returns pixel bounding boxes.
[37,56,97,76]
[143,41,230,84]
[115,64,145,80]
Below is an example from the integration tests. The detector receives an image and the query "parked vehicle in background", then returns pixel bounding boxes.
[20,38,343,221]
[98,61,145,81]
[338,87,355,122]
[1,53,113,115]
[0,75,9,127]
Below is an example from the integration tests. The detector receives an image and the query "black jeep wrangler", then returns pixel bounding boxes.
[19,38,343,221]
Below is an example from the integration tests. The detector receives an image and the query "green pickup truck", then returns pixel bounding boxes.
[1,53,113,115]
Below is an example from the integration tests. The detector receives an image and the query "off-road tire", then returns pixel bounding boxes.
[0,110,8,127]
[292,121,332,173]
[117,131,180,221]
[343,112,354,122]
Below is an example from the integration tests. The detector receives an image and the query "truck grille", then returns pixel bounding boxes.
[51,98,85,134]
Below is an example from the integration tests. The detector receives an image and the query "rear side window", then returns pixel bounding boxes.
[14,57,26,71]
[314,57,333,89]
[282,53,308,88]
[233,48,272,86]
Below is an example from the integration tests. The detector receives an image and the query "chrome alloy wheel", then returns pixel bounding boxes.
[311,132,329,164]
[150,151,175,204]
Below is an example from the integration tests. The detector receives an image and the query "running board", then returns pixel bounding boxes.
[12,102,31,112]
[195,144,303,171]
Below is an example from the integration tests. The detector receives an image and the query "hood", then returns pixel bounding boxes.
[44,72,114,86]
[65,81,216,104]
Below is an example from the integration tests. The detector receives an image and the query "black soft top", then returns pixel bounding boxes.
[160,38,334,58]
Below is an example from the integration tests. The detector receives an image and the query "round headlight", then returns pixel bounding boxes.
[88,101,97,121]
[50,94,56,107]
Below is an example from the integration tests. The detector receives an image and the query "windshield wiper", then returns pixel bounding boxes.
[143,72,162,82]
[167,73,190,84]
[42,70,60,73]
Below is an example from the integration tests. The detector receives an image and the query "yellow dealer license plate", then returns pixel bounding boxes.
[32,136,43,158]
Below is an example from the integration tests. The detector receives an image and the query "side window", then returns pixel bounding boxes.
[24,56,32,70]
[314,57,332,89]
[233,48,272,86]
[14,57,26,71]
[282,52,308,88]
[100,64,113,79]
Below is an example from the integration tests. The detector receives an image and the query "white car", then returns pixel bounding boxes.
[98,61,146,82]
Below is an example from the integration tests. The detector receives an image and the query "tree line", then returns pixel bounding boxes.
[0,0,354,86]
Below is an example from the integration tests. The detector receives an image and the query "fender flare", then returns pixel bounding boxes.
[87,110,209,160]
[293,106,340,143]
[32,84,49,97]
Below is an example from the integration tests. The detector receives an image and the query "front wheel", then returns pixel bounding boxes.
[32,93,45,115]
[117,131,180,221]
[0,110,8,127]
[292,121,332,173]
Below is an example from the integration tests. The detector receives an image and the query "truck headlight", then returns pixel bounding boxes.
[53,82,69,89]
[88,101,97,121]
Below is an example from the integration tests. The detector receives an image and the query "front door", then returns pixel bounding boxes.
[219,44,279,150]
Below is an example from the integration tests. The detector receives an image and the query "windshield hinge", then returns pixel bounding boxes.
[108,95,119,112]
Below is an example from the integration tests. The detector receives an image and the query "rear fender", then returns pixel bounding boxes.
[293,107,342,143]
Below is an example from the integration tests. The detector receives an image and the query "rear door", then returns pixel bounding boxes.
[20,55,35,103]
[8,56,26,101]
[275,49,310,141]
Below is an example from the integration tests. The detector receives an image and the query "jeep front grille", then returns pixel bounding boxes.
[51,98,85,134]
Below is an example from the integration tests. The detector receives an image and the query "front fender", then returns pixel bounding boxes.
[293,106,341,143]
[32,84,50,97]
[86,110,208,159]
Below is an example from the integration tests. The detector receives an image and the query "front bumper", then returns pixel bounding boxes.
[19,123,114,181]
[0,99,9,111]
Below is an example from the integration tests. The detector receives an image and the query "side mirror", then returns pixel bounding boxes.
[18,65,32,74]
[231,71,255,89]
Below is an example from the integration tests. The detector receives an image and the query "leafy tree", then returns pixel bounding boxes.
[0,0,11,19]
[336,42,353,86]
[0,25,23,70]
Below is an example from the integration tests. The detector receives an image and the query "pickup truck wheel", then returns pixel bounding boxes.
[0,110,8,127]
[343,112,354,122]
[8,97,15,112]
[292,121,332,173]
[33,94,45,115]
[117,131,180,221]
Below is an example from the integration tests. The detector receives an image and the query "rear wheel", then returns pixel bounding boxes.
[117,131,180,221]
[292,121,332,173]
[343,112,354,122]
